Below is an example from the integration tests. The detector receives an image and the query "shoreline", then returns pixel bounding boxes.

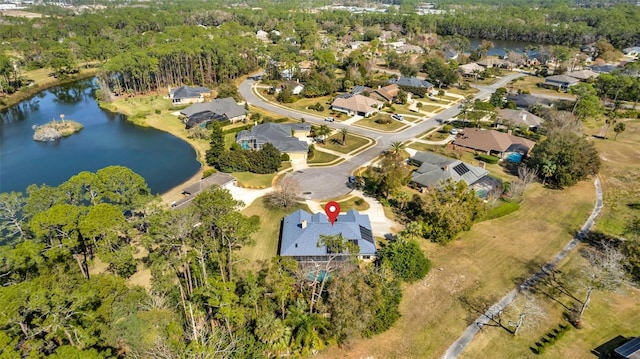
[97,97,209,203]
[0,67,98,111]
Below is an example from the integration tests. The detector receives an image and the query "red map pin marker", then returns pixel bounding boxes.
[325,201,340,226]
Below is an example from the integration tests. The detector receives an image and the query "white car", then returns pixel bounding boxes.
[449,128,460,135]
[391,114,404,121]
[324,117,334,122]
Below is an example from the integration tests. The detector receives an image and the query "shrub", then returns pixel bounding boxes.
[378,239,431,282]
[476,153,500,164]
[375,118,392,124]
[354,198,365,206]
[485,201,520,220]
[202,168,217,178]
[281,153,290,161]
[442,124,453,133]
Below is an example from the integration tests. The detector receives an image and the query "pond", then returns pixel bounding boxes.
[0,79,200,194]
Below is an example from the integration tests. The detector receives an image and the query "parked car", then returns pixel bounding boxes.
[324,117,334,122]
[449,128,460,135]
[391,114,404,121]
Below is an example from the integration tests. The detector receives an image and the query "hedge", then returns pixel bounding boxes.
[476,153,500,164]
[485,201,519,220]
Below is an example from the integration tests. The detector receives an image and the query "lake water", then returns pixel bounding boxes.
[0,79,200,194]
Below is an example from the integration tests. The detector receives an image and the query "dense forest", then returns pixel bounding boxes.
[0,166,434,357]
[2,1,640,97]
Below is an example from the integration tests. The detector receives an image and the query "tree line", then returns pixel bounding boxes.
[0,165,434,357]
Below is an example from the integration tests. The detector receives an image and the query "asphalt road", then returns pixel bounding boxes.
[239,72,527,200]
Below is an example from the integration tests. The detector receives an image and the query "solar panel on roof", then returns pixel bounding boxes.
[453,163,470,176]
[359,226,374,243]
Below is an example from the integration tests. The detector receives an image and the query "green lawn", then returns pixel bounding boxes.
[319,133,371,154]
[354,114,407,132]
[422,130,450,141]
[407,142,437,152]
[447,87,480,96]
[417,104,440,112]
[321,196,370,212]
[232,172,275,188]
[238,198,310,270]
[308,150,340,164]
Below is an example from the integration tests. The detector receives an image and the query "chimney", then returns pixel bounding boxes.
[301,220,307,229]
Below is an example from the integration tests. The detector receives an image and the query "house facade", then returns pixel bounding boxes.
[280,209,377,263]
[236,122,310,160]
[168,86,211,105]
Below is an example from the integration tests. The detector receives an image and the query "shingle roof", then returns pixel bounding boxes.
[453,128,536,154]
[373,84,400,102]
[182,173,235,195]
[331,94,383,114]
[497,109,544,128]
[459,63,484,75]
[545,75,580,85]
[506,94,546,109]
[590,64,618,73]
[566,69,599,80]
[236,122,309,153]
[409,151,488,188]
[389,76,434,88]
[170,86,210,100]
[280,209,376,257]
[180,97,246,119]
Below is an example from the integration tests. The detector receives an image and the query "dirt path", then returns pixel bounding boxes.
[441,176,603,359]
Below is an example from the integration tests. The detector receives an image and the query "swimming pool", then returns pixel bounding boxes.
[506,152,523,163]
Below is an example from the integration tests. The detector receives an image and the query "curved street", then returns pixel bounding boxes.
[239,72,526,200]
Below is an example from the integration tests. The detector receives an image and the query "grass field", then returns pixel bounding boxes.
[417,104,441,112]
[238,198,310,270]
[232,163,291,188]
[317,180,596,359]
[461,244,640,359]
[321,196,370,212]
[448,87,480,96]
[354,114,407,131]
[308,150,340,164]
[319,133,370,154]
[589,119,640,237]
[422,130,450,141]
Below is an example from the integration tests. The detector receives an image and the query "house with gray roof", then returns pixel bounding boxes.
[543,75,580,91]
[408,151,488,190]
[169,85,212,105]
[236,122,310,160]
[497,108,544,130]
[280,209,377,262]
[389,76,434,93]
[506,94,550,110]
[180,97,247,128]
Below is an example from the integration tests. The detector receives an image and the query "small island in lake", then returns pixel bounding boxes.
[33,114,83,141]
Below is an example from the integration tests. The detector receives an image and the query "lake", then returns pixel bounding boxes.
[0,79,201,194]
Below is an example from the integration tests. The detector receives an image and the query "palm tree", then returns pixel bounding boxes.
[389,141,405,155]
[286,300,327,355]
[316,124,331,144]
[339,127,349,146]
